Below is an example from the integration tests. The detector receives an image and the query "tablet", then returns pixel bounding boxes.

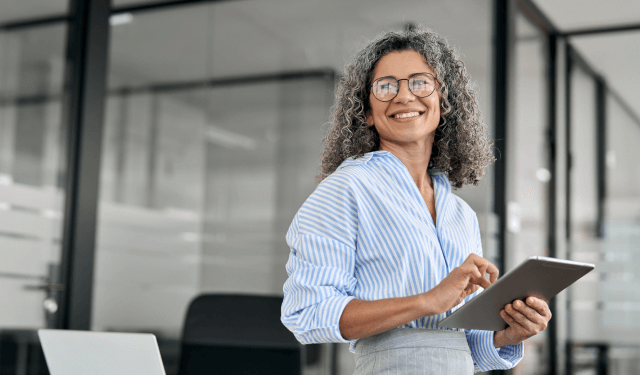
[438,256,595,331]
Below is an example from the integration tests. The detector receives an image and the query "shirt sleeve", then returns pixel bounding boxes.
[465,329,524,372]
[464,212,524,372]
[281,175,359,345]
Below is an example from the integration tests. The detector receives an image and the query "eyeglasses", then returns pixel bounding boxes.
[370,72,436,102]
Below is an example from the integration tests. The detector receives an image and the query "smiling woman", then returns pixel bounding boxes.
[318,27,496,189]
[281,26,552,374]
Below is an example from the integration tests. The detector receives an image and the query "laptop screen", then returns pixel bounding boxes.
[38,329,166,375]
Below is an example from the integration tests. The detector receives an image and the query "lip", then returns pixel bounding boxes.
[388,110,425,120]
[388,109,426,118]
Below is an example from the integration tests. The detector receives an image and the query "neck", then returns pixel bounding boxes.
[379,139,433,191]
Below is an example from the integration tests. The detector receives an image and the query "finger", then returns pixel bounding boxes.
[462,254,483,273]
[486,263,499,284]
[507,304,545,336]
[464,266,491,289]
[505,303,536,332]
[469,254,487,269]
[500,309,524,329]
[463,284,479,298]
[465,262,490,288]
[477,262,488,278]
[470,255,499,285]
[464,282,479,292]
[513,300,546,326]
[477,262,490,285]
[475,275,491,289]
[466,267,491,289]
[465,253,480,262]
[526,297,552,319]
[463,262,483,278]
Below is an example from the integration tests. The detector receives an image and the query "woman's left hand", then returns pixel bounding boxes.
[494,296,552,348]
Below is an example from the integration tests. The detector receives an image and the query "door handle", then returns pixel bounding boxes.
[23,283,65,292]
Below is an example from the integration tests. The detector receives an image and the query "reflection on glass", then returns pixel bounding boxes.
[508,11,550,375]
[93,78,331,336]
[112,0,177,7]
[107,5,209,90]
[0,24,68,331]
[201,79,330,295]
[566,63,640,371]
[606,95,640,217]
[94,89,207,339]
[0,0,68,25]
[570,92,640,372]
[569,68,598,239]
[566,65,599,355]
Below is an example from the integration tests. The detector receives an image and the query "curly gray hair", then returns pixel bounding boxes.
[318,26,495,189]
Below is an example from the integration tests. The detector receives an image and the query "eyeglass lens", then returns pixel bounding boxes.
[372,73,435,101]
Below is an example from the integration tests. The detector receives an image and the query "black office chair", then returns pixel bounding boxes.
[177,294,302,375]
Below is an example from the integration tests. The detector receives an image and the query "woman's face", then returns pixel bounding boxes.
[366,50,441,150]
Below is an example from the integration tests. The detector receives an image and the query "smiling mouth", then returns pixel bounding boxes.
[391,111,423,119]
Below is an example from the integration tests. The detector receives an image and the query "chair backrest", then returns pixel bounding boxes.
[178,294,301,375]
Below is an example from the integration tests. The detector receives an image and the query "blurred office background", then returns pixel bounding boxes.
[0,0,639,374]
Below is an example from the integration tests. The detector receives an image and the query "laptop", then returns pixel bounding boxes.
[38,329,166,375]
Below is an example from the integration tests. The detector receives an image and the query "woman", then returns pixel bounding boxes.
[281,27,551,374]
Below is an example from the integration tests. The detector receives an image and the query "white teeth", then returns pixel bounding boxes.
[393,112,420,119]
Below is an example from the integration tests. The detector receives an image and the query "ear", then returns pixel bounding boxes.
[366,111,374,127]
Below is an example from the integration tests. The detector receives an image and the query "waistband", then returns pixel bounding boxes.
[355,328,470,357]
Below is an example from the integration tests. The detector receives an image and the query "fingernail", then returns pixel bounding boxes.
[528,297,535,304]
[514,301,521,307]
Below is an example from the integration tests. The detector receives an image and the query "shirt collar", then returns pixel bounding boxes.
[337,150,450,191]
[369,150,445,176]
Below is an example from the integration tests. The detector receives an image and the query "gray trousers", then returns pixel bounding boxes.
[353,328,474,375]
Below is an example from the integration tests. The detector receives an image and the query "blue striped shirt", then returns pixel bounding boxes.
[281,150,524,372]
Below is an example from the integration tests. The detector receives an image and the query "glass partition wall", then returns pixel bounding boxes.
[0,7,70,373]
[94,1,495,374]
[567,78,640,373]
[506,10,552,375]
[565,37,640,372]
[564,59,602,373]
[599,92,640,374]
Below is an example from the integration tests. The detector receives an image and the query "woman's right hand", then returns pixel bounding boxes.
[339,253,498,340]
[424,253,499,315]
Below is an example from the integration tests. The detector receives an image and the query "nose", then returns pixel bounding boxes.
[393,79,416,104]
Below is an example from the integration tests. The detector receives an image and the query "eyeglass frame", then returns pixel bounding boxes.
[370,72,437,102]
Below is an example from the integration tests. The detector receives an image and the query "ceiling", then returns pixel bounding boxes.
[533,0,640,117]
[532,0,640,30]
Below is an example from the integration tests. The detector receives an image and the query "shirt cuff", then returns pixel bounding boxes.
[467,330,524,372]
[288,295,356,345]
